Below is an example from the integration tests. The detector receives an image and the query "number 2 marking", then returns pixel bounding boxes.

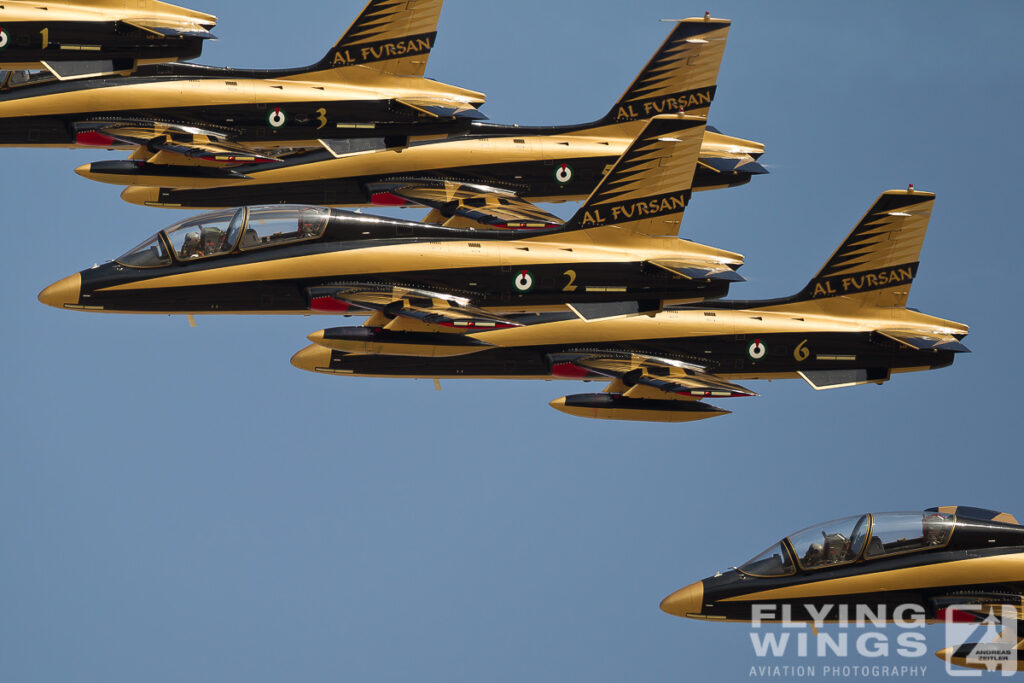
[315,107,327,130]
[562,269,578,292]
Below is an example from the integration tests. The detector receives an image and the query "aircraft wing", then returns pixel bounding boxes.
[369,180,564,229]
[120,18,216,39]
[546,352,754,422]
[565,353,757,399]
[74,121,281,164]
[395,98,487,120]
[306,283,522,330]
[877,328,970,352]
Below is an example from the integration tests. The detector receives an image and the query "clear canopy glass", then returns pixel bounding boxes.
[786,515,870,570]
[116,233,172,268]
[738,542,794,577]
[738,511,959,577]
[239,206,330,250]
[115,205,331,268]
[164,208,244,260]
[864,511,954,559]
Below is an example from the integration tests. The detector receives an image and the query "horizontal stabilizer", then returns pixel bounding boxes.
[699,156,768,175]
[368,180,564,229]
[550,393,728,423]
[120,18,215,39]
[798,368,890,390]
[567,301,659,321]
[647,258,744,281]
[878,329,970,353]
[320,137,392,158]
[396,98,487,120]
[42,60,131,80]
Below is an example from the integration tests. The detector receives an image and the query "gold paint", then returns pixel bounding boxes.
[37,272,80,308]
[661,581,704,617]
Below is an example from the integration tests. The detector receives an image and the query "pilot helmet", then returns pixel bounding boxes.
[822,532,848,563]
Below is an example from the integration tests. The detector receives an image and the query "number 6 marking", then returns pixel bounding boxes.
[562,269,578,292]
[794,339,810,362]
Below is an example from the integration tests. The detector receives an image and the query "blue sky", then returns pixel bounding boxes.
[2,2,1022,681]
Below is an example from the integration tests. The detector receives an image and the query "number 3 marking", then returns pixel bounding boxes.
[315,107,327,130]
[794,339,810,362]
[562,269,578,292]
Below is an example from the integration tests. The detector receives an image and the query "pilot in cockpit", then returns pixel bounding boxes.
[181,232,203,259]
[803,543,824,567]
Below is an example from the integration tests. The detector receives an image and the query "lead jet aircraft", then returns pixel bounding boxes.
[289,187,969,422]
[73,15,766,209]
[0,0,485,163]
[0,0,216,79]
[38,115,745,326]
[660,506,1024,673]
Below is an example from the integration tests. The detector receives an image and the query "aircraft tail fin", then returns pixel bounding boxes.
[595,16,729,129]
[779,189,936,310]
[561,114,706,237]
[314,0,442,76]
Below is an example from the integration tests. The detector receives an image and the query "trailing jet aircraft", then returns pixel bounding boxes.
[0,0,484,160]
[38,115,745,325]
[660,506,1024,672]
[73,15,767,208]
[0,0,216,78]
[288,187,969,422]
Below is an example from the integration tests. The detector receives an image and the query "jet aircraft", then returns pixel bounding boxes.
[287,187,969,422]
[0,0,216,78]
[72,16,766,210]
[38,115,745,326]
[0,0,485,162]
[660,506,1024,672]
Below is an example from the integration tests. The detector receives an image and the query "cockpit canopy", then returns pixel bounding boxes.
[116,205,331,268]
[737,511,955,577]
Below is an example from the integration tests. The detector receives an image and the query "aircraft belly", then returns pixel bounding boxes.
[321,347,553,378]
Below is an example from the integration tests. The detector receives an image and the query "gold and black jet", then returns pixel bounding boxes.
[39,115,746,328]
[73,15,766,208]
[0,0,216,78]
[287,186,969,422]
[0,0,485,163]
[660,506,1024,672]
